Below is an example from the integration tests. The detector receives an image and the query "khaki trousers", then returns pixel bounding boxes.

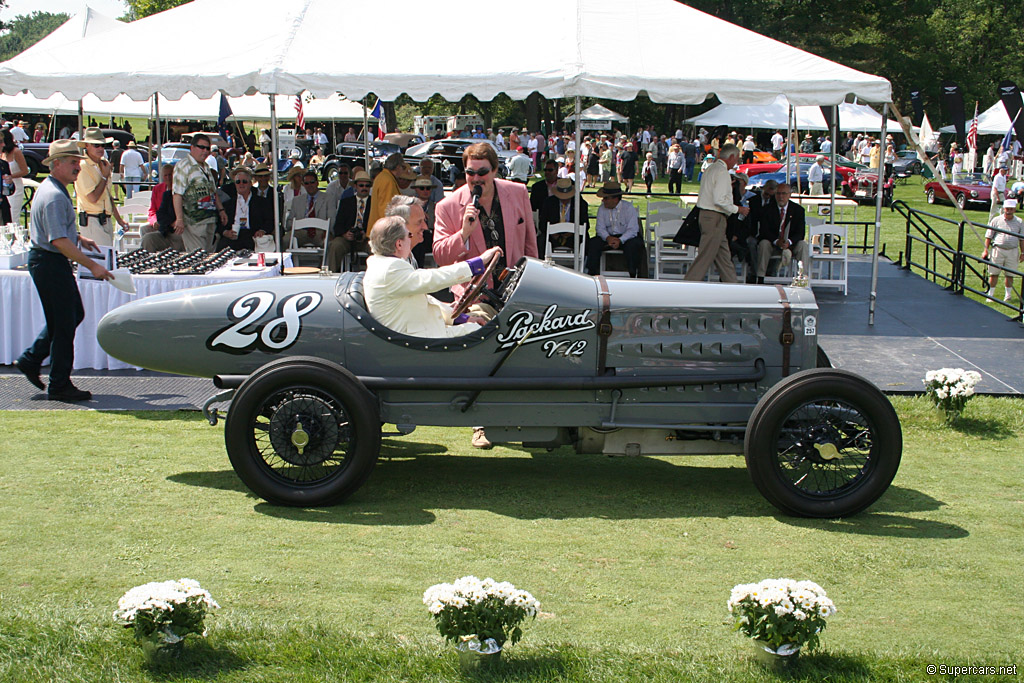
[80,215,113,247]
[685,210,736,282]
[756,239,810,277]
[183,218,216,252]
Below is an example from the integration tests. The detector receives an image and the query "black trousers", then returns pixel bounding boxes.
[668,169,682,194]
[585,235,645,277]
[18,249,85,393]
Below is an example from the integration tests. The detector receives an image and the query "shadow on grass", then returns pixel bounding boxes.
[99,409,204,421]
[949,415,1018,438]
[779,651,874,681]
[159,444,952,533]
[775,485,968,539]
[143,640,248,680]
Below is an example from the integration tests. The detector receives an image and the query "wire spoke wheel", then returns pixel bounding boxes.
[773,398,873,497]
[745,369,902,518]
[225,357,380,506]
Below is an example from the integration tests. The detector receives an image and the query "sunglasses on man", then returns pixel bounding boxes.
[464,167,491,177]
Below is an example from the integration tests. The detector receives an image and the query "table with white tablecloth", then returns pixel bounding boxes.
[1,255,290,371]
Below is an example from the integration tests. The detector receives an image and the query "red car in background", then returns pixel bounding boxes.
[923,172,992,210]
[737,153,856,182]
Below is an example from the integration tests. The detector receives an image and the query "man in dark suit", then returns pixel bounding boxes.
[538,177,589,257]
[755,182,809,284]
[326,169,373,271]
[215,167,274,251]
[530,159,559,212]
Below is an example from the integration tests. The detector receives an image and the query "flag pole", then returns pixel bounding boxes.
[270,94,281,253]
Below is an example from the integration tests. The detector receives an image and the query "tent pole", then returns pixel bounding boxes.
[270,94,281,253]
[573,96,583,271]
[77,101,84,137]
[829,105,837,219]
[785,105,792,188]
[868,104,888,326]
[154,94,162,179]
[363,97,370,170]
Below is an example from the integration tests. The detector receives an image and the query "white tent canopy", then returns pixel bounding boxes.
[687,95,903,132]
[0,0,890,106]
[939,94,1023,135]
[18,5,123,58]
[564,104,629,124]
[0,90,371,122]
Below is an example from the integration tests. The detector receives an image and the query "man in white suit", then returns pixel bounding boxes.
[363,216,500,338]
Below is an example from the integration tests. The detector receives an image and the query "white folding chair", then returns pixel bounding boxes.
[544,221,585,270]
[288,217,331,268]
[652,219,694,280]
[808,223,848,294]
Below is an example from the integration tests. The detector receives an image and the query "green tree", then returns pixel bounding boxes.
[0,11,69,62]
[122,0,190,20]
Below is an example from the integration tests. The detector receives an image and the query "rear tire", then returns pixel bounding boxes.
[744,369,901,518]
[926,188,935,204]
[224,357,380,506]
[956,193,966,209]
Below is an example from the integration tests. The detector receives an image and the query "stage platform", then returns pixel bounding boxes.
[0,256,1020,411]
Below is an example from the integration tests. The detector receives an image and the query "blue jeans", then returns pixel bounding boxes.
[18,249,85,393]
[124,174,142,199]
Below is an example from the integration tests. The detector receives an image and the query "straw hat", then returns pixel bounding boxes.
[126,140,137,148]
[351,169,372,184]
[252,162,271,176]
[411,175,434,189]
[285,165,306,181]
[78,126,113,145]
[42,139,87,165]
[396,165,417,181]
[595,180,623,198]
[552,178,576,200]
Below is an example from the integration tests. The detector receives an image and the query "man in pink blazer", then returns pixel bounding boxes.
[433,142,539,300]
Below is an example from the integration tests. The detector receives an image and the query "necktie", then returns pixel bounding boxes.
[306,196,317,239]
[779,205,788,242]
[356,199,365,230]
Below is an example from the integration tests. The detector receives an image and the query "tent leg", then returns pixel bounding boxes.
[154,94,162,179]
[829,105,837,220]
[363,97,370,170]
[869,104,887,326]
[785,105,792,185]
[78,101,84,138]
[270,95,281,254]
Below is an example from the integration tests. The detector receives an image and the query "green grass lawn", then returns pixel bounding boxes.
[1,397,1022,681]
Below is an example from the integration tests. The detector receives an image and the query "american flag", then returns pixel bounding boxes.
[294,95,305,131]
[966,102,978,151]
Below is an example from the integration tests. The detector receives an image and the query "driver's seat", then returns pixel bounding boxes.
[337,272,499,352]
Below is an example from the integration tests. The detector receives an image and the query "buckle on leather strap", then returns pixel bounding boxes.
[780,331,795,345]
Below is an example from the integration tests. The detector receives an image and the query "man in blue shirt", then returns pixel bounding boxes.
[14,140,113,401]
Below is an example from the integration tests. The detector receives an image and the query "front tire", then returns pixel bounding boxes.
[926,188,935,204]
[224,357,381,506]
[744,369,901,518]
[956,193,966,209]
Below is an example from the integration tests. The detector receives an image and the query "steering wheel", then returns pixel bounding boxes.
[451,254,500,320]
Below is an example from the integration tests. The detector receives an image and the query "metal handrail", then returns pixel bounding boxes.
[891,200,1023,322]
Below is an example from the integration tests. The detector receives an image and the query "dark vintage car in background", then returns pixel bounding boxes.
[892,150,922,177]
[315,141,401,182]
[924,172,992,209]
[405,138,530,184]
[23,128,147,180]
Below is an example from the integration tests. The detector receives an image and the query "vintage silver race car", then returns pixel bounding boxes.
[97,257,902,518]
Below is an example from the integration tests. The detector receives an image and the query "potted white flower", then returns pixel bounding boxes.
[728,578,836,668]
[923,368,982,423]
[423,575,540,671]
[113,578,219,661]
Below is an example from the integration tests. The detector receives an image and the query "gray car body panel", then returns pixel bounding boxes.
[97,258,818,430]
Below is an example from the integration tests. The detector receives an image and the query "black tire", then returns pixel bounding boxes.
[926,188,935,204]
[956,193,966,210]
[24,155,43,181]
[816,345,832,368]
[744,369,902,518]
[224,356,381,506]
[322,162,340,183]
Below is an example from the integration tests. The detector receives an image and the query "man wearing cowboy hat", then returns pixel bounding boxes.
[539,177,589,254]
[586,180,643,277]
[13,140,113,402]
[172,133,228,252]
[327,169,374,272]
[75,126,129,246]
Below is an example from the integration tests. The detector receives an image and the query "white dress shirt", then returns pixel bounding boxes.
[695,159,738,215]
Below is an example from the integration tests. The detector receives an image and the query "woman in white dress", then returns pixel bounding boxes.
[1,129,28,223]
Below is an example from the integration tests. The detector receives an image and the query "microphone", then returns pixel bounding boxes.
[469,185,483,222]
